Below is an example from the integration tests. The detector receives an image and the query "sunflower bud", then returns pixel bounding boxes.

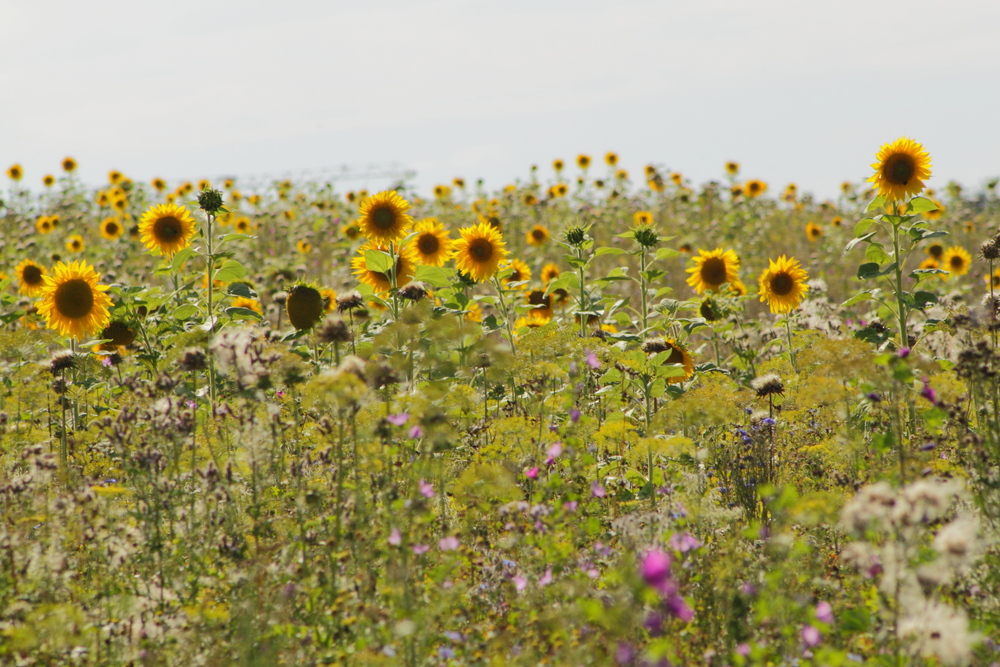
[633,226,659,249]
[286,284,325,331]
[565,227,587,246]
[198,188,225,214]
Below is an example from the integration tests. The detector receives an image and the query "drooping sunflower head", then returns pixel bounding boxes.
[349,243,417,294]
[408,218,454,266]
[805,222,823,242]
[686,248,741,294]
[357,190,413,244]
[454,222,508,282]
[502,259,531,289]
[286,284,325,331]
[869,137,932,201]
[941,246,971,279]
[100,217,124,240]
[757,255,809,314]
[95,320,137,352]
[744,179,767,198]
[526,224,550,247]
[15,259,47,296]
[36,260,113,340]
[138,203,197,257]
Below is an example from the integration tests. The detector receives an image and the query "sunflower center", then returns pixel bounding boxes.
[700,257,728,287]
[154,216,182,241]
[107,222,119,235]
[950,256,965,269]
[469,239,493,262]
[666,346,684,366]
[22,266,43,285]
[417,233,440,255]
[372,207,396,230]
[770,272,795,296]
[884,154,915,185]
[54,279,94,319]
[532,229,545,240]
[929,245,943,258]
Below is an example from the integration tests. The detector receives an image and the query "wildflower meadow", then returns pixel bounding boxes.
[2,141,1000,665]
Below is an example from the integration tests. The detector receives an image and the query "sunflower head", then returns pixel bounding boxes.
[42,174,55,187]
[605,152,618,166]
[286,284,325,331]
[526,225,550,247]
[686,248,741,294]
[297,240,312,254]
[577,154,591,169]
[409,218,454,266]
[454,222,508,282]
[36,260,113,340]
[642,337,694,384]
[15,260,47,296]
[65,235,85,254]
[540,263,561,285]
[36,216,54,235]
[725,161,739,176]
[553,159,565,172]
[231,296,263,315]
[62,157,77,173]
[100,217,124,240]
[805,222,823,242]
[7,164,22,181]
[96,320,137,352]
[502,259,531,289]
[350,243,417,294]
[139,203,197,257]
[357,191,413,244]
[744,179,767,198]
[869,137,932,202]
[941,246,971,279]
[758,255,809,314]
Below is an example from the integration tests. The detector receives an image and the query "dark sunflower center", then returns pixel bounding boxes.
[666,346,684,365]
[22,265,43,285]
[950,256,965,269]
[510,268,524,281]
[749,183,761,193]
[372,207,396,230]
[700,257,728,287]
[417,233,440,255]
[154,216,182,241]
[106,222,119,235]
[770,272,794,296]
[54,279,94,319]
[103,322,136,346]
[532,229,545,240]
[992,276,1000,287]
[469,239,493,262]
[929,245,943,258]
[884,154,915,185]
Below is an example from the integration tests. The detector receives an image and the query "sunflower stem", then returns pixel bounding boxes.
[639,247,649,333]
[492,275,517,355]
[891,218,909,350]
[204,212,219,413]
[784,314,797,371]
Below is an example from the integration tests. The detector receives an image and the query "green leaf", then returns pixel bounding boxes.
[546,273,580,295]
[911,291,938,310]
[414,265,454,288]
[865,243,890,265]
[364,250,393,275]
[853,218,876,236]
[602,267,630,281]
[594,247,627,257]
[856,263,881,280]
[213,259,247,283]
[640,269,665,282]
[655,247,681,261]
[481,315,503,333]
[845,231,877,253]
[217,233,255,244]
[227,283,258,299]
[173,304,200,320]
[841,289,881,307]
[907,197,939,214]
[171,246,196,272]
[865,194,888,213]
[225,306,263,321]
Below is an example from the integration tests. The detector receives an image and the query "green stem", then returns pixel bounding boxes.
[891,220,908,350]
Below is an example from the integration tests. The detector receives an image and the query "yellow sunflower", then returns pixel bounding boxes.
[350,243,417,294]
[7,164,22,181]
[514,309,552,330]
[62,157,77,173]
[341,222,361,240]
[100,217,124,240]
[36,216,54,235]
[453,177,465,188]
[454,222,508,282]
[553,159,565,172]
[577,154,591,169]
[924,199,944,220]
[65,235,85,253]
[15,260,47,296]
[296,240,312,254]
[869,137,932,202]
[758,255,809,314]
[686,248,741,294]
[42,174,55,187]
[320,288,337,314]
[643,338,694,384]
[926,241,945,260]
[464,300,483,323]
[357,190,413,244]
[919,257,941,272]
[605,152,618,166]
[670,172,683,186]
[805,222,823,242]
[408,218,454,266]
[526,224,550,246]
[540,263,560,285]
[831,216,843,228]
[94,320,137,353]
[525,288,553,319]
[138,203,197,257]
[234,217,252,234]
[634,211,653,226]
[743,179,767,198]
[523,193,539,206]
[502,258,531,289]
[725,161,739,175]
[36,260,113,340]
[108,170,123,185]
[941,246,971,279]
[231,296,263,315]
[985,269,1000,290]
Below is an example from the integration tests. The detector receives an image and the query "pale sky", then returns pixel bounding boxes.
[2,0,998,199]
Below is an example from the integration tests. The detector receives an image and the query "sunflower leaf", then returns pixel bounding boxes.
[853,218,876,236]
[866,195,888,213]
[845,232,877,253]
[842,289,881,307]
[225,306,263,321]
[227,283,257,299]
[213,260,247,283]
[172,304,200,320]
[865,244,890,265]
[171,247,196,272]
[414,265,454,288]
[857,262,896,280]
[907,197,939,214]
[594,247,627,257]
[655,247,681,261]
[363,250,394,275]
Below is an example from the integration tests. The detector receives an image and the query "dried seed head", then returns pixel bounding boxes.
[336,291,364,313]
[980,237,1000,261]
[316,317,352,345]
[641,338,670,354]
[177,347,208,372]
[398,281,428,301]
[751,373,785,397]
[49,352,76,375]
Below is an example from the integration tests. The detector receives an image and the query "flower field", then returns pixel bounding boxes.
[1,141,999,665]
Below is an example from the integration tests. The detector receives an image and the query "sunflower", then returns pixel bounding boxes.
[350,243,417,294]
[357,190,413,244]
[433,184,451,199]
[744,179,767,198]
[985,269,1000,290]
[62,157,77,173]
[941,246,971,278]
[514,309,552,330]
[65,235,85,253]
[643,338,694,384]
[686,248,740,294]
[758,255,809,314]
[831,216,843,228]
[526,224,550,246]
[36,216,54,235]
[926,242,945,260]
[577,154,591,169]
[805,222,823,242]
[231,296,263,315]
[234,217,252,234]
[464,300,483,323]
[924,199,944,220]
[108,170,123,184]
[100,217,124,240]
[919,257,941,272]
[869,137,932,201]
[95,320,137,352]
[502,258,531,289]
[553,159,564,172]
[15,260,47,296]
[523,193,539,206]
[7,164,22,181]
[408,218,454,266]
[36,260,112,340]
[540,263,560,285]
[341,222,361,240]
[286,284,325,331]
[634,211,653,226]
[453,177,465,188]
[138,203,197,256]
[670,172,683,186]
[605,152,618,166]
[42,174,55,187]
[320,288,337,314]
[525,288,553,319]
[648,175,665,192]
[725,161,739,175]
[296,240,312,254]
[454,222,508,282]
[730,185,743,199]
[197,179,211,191]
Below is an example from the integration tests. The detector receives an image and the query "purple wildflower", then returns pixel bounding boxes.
[386,412,409,426]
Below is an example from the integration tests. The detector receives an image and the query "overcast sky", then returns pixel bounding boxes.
[2,0,998,199]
